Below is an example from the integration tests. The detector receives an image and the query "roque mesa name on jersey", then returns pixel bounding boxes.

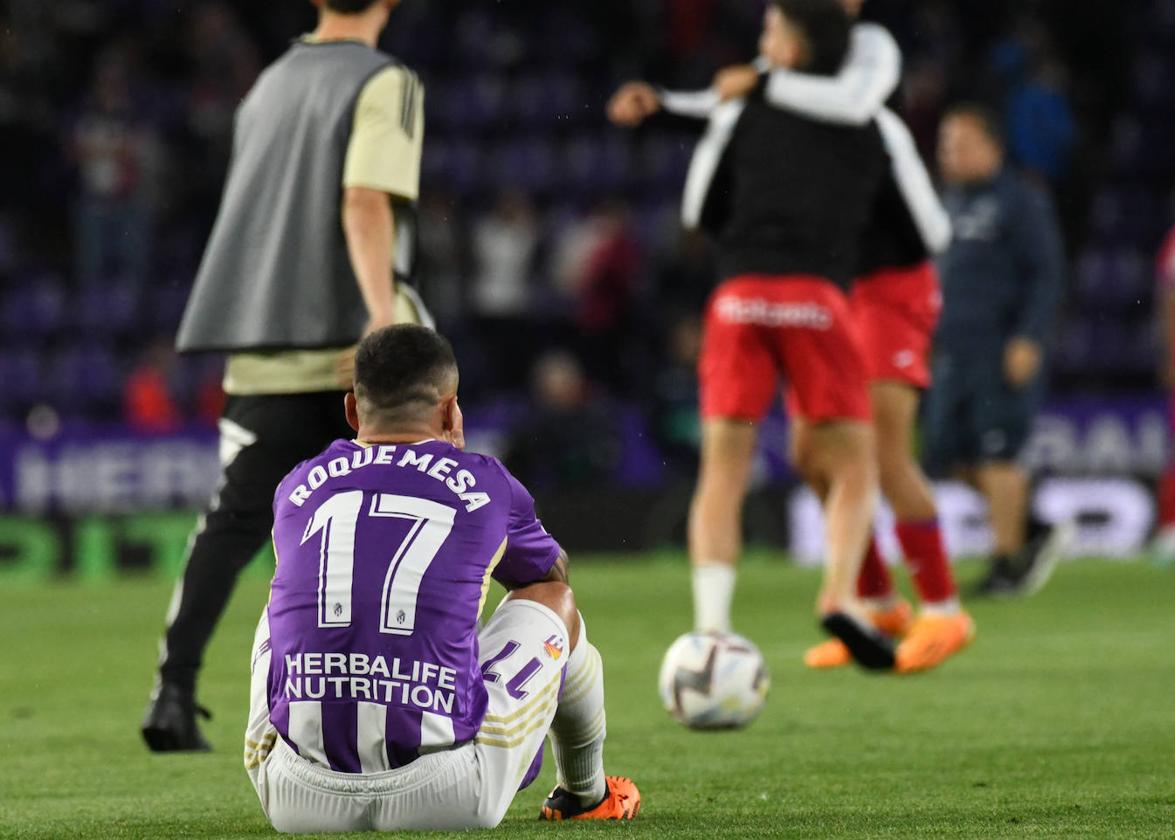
[288,444,491,512]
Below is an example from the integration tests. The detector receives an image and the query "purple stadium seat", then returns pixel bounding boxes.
[0,348,45,405]
[1,276,66,338]
[75,282,140,336]
[492,137,556,193]
[1076,247,1151,311]
[47,344,121,410]
[150,280,193,331]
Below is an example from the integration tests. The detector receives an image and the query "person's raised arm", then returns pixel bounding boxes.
[337,66,425,385]
[876,109,952,253]
[758,23,900,125]
[608,80,719,127]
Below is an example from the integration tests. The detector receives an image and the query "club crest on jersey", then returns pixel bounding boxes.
[543,635,565,660]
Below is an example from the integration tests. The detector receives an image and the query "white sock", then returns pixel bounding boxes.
[692,562,735,633]
[549,615,607,808]
[920,597,961,617]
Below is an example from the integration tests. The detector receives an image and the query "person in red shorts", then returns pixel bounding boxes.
[803,139,975,673]
[610,0,897,667]
[697,0,973,672]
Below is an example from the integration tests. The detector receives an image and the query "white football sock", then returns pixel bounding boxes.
[692,562,735,633]
[920,597,961,617]
[549,614,607,808]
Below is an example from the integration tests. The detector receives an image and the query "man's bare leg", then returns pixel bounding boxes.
[874,382,960,611]
[790,418,878,613]
[975,460,1029,557]
[688,419,758,633]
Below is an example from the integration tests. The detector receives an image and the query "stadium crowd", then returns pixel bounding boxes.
[0,0,1170,488]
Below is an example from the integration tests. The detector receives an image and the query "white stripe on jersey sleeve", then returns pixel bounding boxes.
[681,100,746,229]
[763,23,901,126]
[287,701,330,767]
[419,711,456,754]
[876,108,953,254]
[356,701,391,773]
[658,88,721,120]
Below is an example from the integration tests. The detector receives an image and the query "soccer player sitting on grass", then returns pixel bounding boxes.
[610,0,896,668]
[243,325,639,832]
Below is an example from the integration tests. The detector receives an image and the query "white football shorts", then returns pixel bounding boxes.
[246,597,568,833]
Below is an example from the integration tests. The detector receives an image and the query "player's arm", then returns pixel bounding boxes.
[501,547,569,590]
[1162,286,1175,388]
[1159,246,1175,388]
[491,462,569,590]
[746,24,901,126]
[876,108,952,253]
[342,66,425,335]
[342,187,397,332]
[1005,184,1066,386]
[607,81,719,127]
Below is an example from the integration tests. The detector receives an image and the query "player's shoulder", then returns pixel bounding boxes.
[359,60,423,100]
[851,21,900,56]
[1001,170,1056,214]
[273,439,354,513]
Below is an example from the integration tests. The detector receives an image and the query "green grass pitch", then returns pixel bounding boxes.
[1,554,1173,839]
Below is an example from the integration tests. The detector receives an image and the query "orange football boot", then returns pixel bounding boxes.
[895,611,975,674]
[803,599,914,669]
[539,776,641,821]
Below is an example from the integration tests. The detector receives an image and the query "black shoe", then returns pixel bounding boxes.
[1011,520,1073,596]
[971,522,1074,598]
[969,554,1020,597]
[820,612,895,671]
[141,682,213,752]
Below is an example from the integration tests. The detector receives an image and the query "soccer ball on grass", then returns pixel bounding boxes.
[658,631,769,730]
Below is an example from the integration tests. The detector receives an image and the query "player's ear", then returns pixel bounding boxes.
[344,392,361,433]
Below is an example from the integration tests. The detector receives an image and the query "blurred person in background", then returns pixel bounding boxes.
[1151,215,1175,560]
[143,0,430,752]
[663,0,975,672]
[69,47,160,287]
[610,0,899,669]
[650,314,703,476]
[927,104,1069,597]
[123,339,183,434]
[505,351,620,492]
[470,190,540,393]
[569,202,643,394]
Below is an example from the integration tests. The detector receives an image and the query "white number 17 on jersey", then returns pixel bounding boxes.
[301,490,455,635]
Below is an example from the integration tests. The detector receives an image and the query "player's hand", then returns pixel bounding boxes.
[713,64,760,102]
[607,82,660,127]
[1003,337,1042,388]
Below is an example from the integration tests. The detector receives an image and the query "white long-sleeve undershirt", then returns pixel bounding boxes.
[763,23,901,126]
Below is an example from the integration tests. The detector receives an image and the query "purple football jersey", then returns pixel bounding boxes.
[266,438,561,773]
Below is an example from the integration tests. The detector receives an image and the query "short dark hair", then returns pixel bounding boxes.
[323,0,383,14]
[944,102,1005,148]
[354,325,458,420]
[772,0,851,77]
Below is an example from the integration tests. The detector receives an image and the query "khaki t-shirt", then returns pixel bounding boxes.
[225,59,425,396]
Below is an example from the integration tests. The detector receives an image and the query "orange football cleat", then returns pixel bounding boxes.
[895,611,976,674]
[539,775,641,821]
[803,599,914,669]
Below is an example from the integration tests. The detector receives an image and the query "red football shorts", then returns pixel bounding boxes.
[699,275,871,423]
[850,261,942,389]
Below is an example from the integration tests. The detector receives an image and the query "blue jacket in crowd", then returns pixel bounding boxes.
[936,168,1065,355]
